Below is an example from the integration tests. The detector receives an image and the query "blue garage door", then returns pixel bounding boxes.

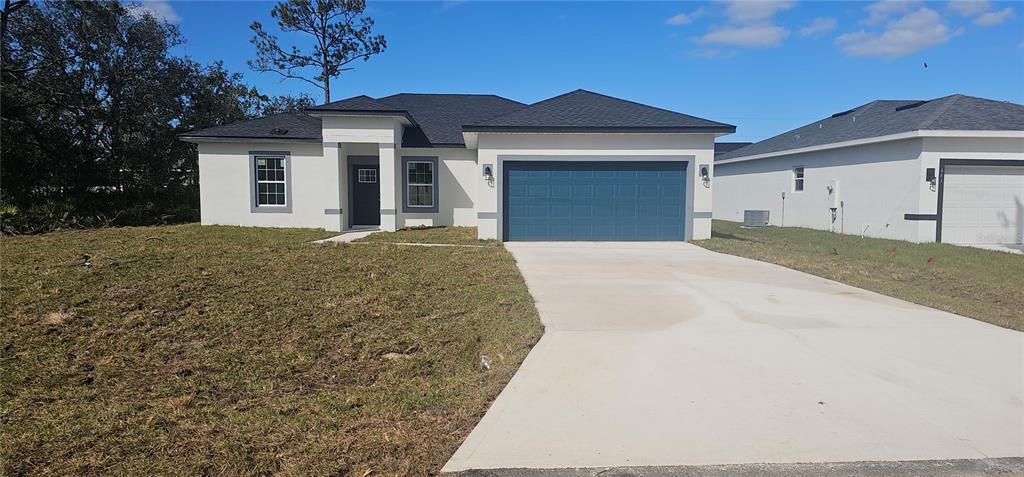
[503,161,687,241]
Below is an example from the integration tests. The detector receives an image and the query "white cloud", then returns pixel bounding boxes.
[691,0,793,50]
[697,24,790,47]
[974,7,1014,25]
[128,0,180,23]
[666,7,705,26]
[720,0,795,23]
[863,0,920,25]
[948,0,991,17]
[837,7,955,58]
[799,17,838,36]
[666,12,694,26]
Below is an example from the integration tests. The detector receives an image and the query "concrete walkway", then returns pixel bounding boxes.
[311,227,380,244]
[443,242,1024,473]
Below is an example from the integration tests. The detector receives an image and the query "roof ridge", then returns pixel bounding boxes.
[573,89,734,127]
[380,92,524,104]
[918,95,961,130]
[473,89,733,129]
[463,91,581,125]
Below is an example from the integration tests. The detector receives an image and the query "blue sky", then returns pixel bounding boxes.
[144,0,1023,142]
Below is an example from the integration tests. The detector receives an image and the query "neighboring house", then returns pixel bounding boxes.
[714,142,752,158]
[180,90,735,241]
[714,94,1024,246]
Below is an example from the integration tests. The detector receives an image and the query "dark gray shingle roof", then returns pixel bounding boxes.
[180,113,322,141]
[308,93,526,147]
[309,94,404,113]
[718,94,1024,161]
[715,142,752,156]
[464,89,735,133]
[376,94,526,146]
[181,90,737,145]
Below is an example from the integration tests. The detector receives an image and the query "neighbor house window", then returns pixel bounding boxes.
[357,168,377,183]
[793,166,805,192]
[406,160,435,208]
[255,155,287,206]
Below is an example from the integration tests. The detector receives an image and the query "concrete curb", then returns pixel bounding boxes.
[446,457,1024,477]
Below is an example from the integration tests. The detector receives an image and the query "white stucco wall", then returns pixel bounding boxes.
[474,133,717,240]
[321,115,404,144]
[713,138,926,241]
[195,125,719,239]
[393,147,478,228]
[197,141,328,229]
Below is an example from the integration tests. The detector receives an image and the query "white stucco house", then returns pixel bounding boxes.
[714,94,1024,247]
[180,90,735,241]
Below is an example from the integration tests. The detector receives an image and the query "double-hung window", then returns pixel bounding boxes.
[406,160,435,209]
[255,155,287,206]
[792,166,805,192]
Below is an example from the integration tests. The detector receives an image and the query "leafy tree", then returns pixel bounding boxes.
[258,93,316,115]
[249,0,386,103]
[0,1,279,233]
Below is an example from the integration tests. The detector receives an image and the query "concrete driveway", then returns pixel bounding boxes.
[443,242,1024,473]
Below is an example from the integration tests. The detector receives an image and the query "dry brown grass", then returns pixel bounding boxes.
[1,224,542,476]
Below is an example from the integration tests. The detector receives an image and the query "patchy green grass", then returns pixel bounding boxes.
[1,224,541,476]
[695,220,1024,332]
[356,226,497,246]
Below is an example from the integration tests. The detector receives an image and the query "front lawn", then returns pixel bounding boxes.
[1,225,542,476]
[695,220,1023,331]
[356,226,497,246]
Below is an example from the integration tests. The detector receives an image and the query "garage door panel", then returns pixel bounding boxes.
[941,164,1024,245]
[550,184,571,199]
[593,203,613,217]
[615,184,638,199]
[503,161,686,241]
[595,184,615,199]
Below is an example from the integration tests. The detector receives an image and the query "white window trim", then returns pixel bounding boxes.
[406,160,435,208]
[792,166,805,193]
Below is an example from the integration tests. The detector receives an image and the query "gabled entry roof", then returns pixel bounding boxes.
[718,94,1024,161]
[183,89,735,146]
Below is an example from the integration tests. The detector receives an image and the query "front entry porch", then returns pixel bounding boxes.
[322,140,399,233]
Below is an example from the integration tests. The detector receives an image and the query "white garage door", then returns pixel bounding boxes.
[941,164,1024,245]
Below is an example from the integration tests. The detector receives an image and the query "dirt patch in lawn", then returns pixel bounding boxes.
[1,224,541,476]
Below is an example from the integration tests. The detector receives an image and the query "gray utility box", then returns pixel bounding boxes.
[743,210,770,227]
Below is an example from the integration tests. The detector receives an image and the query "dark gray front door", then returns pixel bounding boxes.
[351,165,380,226]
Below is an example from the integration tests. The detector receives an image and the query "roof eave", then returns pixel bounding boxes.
[715,129,1024,164]
[461,125,736,134]
[306,109,416,125]
[179,135,322,144]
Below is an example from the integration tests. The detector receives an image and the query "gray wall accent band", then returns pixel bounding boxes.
[324,208,342,215]
[380,209,396,215]
[477,212,498,219]
[693,211,713,219]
